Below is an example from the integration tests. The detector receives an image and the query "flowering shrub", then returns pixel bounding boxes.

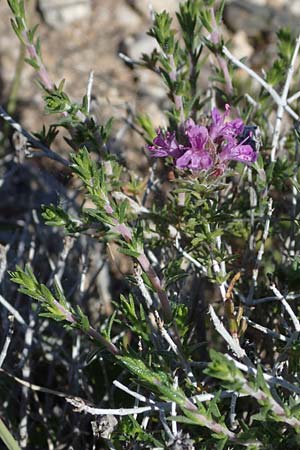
[148,105,257,173]
[1,1,300,449]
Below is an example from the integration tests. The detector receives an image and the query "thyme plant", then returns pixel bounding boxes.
[1,0,300,449]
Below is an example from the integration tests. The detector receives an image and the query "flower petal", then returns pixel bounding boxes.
[175,149,193,169]
[220,144,257,164]
[191,151,213,170]
[211,107,223,126]
[229,118,244,135]
[185,124,208,150]
[147,130,182,158]
[176,149,213,171]
[210,106,245,142]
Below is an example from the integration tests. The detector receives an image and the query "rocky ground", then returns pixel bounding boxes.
[1,0,300,147]
[0,0,176,146]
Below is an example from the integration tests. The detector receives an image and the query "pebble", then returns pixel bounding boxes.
[39,0,91,28]
[114,4,143,29]
[231,30,253,59]
[223,0,300,37]
[286,0,300,16]
[137,0,180,16]
[121,33,158,62]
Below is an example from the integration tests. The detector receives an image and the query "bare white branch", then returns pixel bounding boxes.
[171,376,178,437]
[222,46,299,121]
[271,34,300,161]
[113,380,154,405]
[226,354,300,396]
[86,70,94,113]
[0,105,70,167]
[66,397,160,416]
[0,316,14,368]
[154,310,197,387]
[247,197,273,303]
[244,317,288,342]
[270,283,300,332]
[0,294,27,326]
[288,90,300,104]
[209,305,247,361]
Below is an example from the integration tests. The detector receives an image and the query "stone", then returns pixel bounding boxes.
[121,33,158,62]
[123,0,179,20]
[223,0,300,37]
[136,0,179,16]
[288,0,300,16]
[39,0,91,28]
[226,0,267,5]
[113,4,143,29]
[231,30,253,60]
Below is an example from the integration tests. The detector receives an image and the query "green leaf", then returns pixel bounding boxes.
[216,0,226,24]
[277,28,294,61]
[117,355,188,405]
[19,0,25,19]
[42,203,71,227]
[76,306,90,332]
[148,10,175,54]
[204,349,244,390]
[117,416,164,447]
[118,247,141,258]
[254,365,270,396]
[53,281,68,308]
[99,117,113,144]
[215,437,228,450]
[200,9,212,33]
[7,0,19,15]
[44,89,71,114]
[105,310,117,340]
[136,114,156,141]
[24,57,40,70]
[167,415,200,425]
[10,19,25,43]
[27,24,39,43]
[118,200,128,223]
[10,265,75,324]
[40,284,54,304]
[0,419,21,450]
[9,264,38,291]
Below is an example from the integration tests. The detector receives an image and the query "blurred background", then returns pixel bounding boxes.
[1,0,300,145]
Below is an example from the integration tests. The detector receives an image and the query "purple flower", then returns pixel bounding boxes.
[147,105,258,176]
[147,130,183,159]
[176,148,213,170]
[210,104,244,142]
[219,139,257,164]
[185,119,208,150]
[175,119,213,170]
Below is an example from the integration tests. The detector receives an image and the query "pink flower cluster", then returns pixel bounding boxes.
[147,105,257,175]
